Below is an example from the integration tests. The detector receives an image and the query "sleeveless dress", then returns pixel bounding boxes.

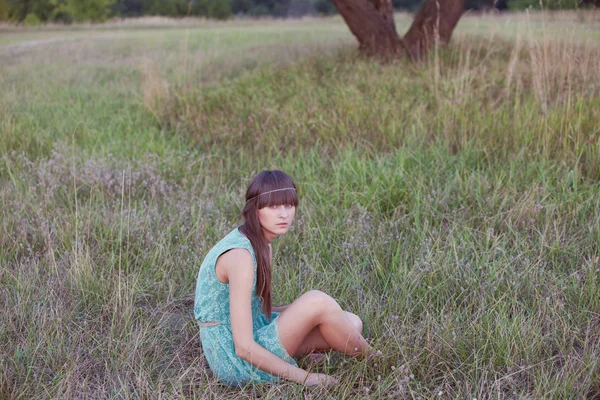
[194,227,298,386]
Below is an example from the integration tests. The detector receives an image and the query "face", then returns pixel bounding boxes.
[257,203,296,243]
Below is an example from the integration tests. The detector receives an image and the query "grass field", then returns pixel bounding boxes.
[1,11,600,399]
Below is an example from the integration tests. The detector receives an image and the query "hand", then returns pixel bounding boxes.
[304,373,339,387]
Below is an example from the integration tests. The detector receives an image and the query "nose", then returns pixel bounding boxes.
[279,206,288,218]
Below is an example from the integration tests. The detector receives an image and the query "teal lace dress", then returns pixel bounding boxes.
[194,227,298,386]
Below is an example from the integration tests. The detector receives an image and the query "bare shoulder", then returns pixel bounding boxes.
[215,248,254,284]
[219,248,253,266]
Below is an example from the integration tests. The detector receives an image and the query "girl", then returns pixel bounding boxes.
[194,170,371,387]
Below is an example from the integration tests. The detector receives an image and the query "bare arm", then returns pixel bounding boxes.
[221,249,310,384]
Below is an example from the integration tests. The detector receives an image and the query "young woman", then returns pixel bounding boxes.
[194,170,371,387]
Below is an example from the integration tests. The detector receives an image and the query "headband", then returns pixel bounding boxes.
[246,188,296,203]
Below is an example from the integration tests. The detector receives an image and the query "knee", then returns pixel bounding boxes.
[346,312,363,333]
[302,290,341,314]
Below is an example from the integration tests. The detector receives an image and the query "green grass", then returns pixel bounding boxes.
[1,12,600,399]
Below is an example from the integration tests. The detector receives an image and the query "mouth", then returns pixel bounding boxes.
[276,223,288,227]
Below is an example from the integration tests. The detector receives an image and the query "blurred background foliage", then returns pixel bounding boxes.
[0,0,596,24]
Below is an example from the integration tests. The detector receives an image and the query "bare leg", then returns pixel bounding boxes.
[294,312,363,358]
[277,291,370,359]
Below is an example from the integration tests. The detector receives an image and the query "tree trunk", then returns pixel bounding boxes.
[330,0,405,57]
[331,0,465,60]
[403,0,466,60]
[22,0,29,21]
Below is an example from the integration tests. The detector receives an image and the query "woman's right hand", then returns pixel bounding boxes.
[304,373,339,387]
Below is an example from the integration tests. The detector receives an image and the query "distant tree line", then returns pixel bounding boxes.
[0,0,594,24]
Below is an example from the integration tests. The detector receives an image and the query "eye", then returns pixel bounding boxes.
[269,205,278,209]
[285,204,294,209]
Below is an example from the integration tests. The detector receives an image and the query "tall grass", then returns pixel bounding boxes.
[1,12,599,399]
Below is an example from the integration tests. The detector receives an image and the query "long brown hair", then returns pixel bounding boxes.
[239,170,299,318]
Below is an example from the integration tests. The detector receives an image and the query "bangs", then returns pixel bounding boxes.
[256,188,299,209]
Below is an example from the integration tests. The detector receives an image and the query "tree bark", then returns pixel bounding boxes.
[403,0,466,60]
[22,0,29,21]
[330,0,405,57]
[330,0,465,60]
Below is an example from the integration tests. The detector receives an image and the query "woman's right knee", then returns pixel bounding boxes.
[301,290,341,316]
